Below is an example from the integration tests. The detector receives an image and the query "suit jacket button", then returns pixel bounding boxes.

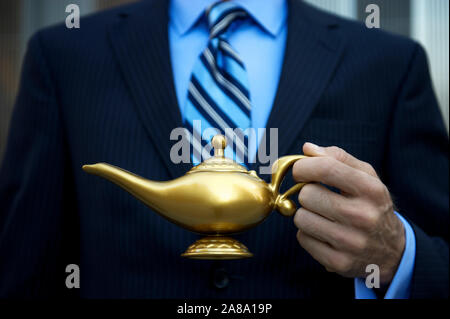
[213,268,229,289]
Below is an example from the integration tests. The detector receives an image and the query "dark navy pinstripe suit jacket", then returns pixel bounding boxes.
[0,0,448,298]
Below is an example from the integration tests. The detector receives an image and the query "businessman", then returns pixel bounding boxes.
[0,0,448,298]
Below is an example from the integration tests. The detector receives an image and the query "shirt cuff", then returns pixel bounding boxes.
[354,211,416,299]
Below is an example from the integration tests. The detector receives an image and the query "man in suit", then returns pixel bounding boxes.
[0,0,448,298]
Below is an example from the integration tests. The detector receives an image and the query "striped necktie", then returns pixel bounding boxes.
[184,1,251,165]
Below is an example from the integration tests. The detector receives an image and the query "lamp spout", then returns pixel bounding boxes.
[82,163,166,211]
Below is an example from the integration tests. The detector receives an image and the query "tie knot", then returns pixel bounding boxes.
[206,1,248,38]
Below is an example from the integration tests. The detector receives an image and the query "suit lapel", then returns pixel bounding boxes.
[265,0,346,157]
[108,0,191,178]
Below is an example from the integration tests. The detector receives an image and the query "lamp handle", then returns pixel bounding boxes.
[269,155,308,217]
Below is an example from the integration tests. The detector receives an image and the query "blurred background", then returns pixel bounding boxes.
[0,0,448,161]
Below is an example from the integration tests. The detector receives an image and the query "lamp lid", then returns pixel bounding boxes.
[187,135,249,173]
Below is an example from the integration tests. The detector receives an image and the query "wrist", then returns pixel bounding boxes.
[380,215,406,285]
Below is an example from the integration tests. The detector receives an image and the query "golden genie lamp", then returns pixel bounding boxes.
[82,135,307,259]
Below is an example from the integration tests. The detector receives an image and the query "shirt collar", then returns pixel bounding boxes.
[170,0,287,37]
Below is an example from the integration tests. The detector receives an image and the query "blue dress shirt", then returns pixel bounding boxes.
[168,0,416,299]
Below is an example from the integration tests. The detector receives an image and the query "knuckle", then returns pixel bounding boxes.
[331,228,366,254]
[351,235,368,252]
[298,184,311,206]
[293,209,303,228]
[298,209,310,226]
[382,200,394,215]
[366,181,386,198]
[329,229,347,247]
[297,210,318,234]
[383,188,393,204]
[294,208,313,230]
[292,160,303,181]
[339,260,353,274]
[363,162,377,176]
[336,256,352,273]
[328,254,351,273]
[341,203,361,221]
[347,205,376,230]
[362,210,380,230]
[298,183,320,208]
[330,146,347,162]
[377,195,394,217]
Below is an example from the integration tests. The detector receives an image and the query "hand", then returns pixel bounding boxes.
[292,143,405,285]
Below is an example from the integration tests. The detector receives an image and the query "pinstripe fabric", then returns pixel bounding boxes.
[0,0,447,298]
[185,1,251,165]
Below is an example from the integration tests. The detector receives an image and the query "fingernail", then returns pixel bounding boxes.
[305,142,325,155]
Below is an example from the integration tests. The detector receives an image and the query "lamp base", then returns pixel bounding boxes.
[181,236,253,260]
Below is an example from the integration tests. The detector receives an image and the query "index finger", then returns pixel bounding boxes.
[292,156,375,196]
[303,143,378,178]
